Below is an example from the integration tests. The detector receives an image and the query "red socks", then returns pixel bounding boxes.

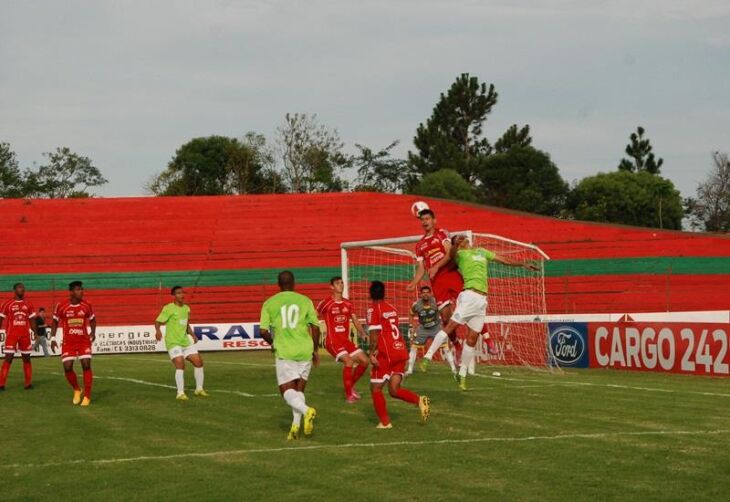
[342,366,354,397]
[0,360,10,387]
[394,387,420,405]
[64,369,80,390]
[352,364,367,384]
[23,360,32,387]
[371,389,390,425]
[83,368,93,398]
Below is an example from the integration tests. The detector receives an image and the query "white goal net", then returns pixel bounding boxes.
[341,231,558,370]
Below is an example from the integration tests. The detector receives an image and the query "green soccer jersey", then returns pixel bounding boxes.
[455,247,497,294]
[259,291,319,361]
[156,302,192,350]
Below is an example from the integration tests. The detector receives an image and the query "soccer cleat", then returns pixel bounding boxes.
[176,393,189,401]
[376,422,393,429]
[194,389,210,397]
[80,397,91,407]
[303,407,317,436]
[419,358,430,373]
[419,395,431,423]
[72,389,82,405]
[24,384,34,390]
[350,390,361,400]
[346,394,358,404]
[287,424,300,441]
[458,376,467,391]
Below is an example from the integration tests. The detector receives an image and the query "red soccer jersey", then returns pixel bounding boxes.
[367,300,408,361]
[415,228,456,278]
[317,297,355,343]
[54,301,95,342]
[0,299,36,337]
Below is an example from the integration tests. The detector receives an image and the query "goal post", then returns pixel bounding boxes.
[341,231,559,370]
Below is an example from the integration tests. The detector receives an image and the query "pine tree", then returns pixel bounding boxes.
[618,126,663,174]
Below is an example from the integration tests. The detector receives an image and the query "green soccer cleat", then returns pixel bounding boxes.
[457,375,467,391]
[419,358,430,373]
[176,393,189,401]
[194,389,210,397]
[303,407,317,436]
[287,424,300,441]
[419,395,431,423]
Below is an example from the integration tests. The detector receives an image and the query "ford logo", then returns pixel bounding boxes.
[549,326,585,365]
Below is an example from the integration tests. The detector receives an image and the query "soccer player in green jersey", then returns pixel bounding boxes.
[155,286,208,400]
[259,271,321,440]
[431,236,538,390]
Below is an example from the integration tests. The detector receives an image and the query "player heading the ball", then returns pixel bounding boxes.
[317,276,369,403]
[259,271,320,441]
[155,286,208,401]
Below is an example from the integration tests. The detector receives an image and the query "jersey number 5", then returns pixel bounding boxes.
[280,305,300,329]
[388,318,400,340]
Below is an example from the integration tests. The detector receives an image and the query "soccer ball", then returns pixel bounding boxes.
[411,201,430,218]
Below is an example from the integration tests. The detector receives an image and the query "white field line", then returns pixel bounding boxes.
[472,373,730,398]
[4,429,729,470]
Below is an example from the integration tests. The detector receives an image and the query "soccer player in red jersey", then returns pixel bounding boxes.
[50,281,96,406]
[317,276,369,403]
[366,281,430,429]
[0,283,39,391]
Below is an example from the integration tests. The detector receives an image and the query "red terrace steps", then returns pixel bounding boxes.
[2,193,730,325]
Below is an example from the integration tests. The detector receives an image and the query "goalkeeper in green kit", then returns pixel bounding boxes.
[259,271,321,440]
[436,236,538,390]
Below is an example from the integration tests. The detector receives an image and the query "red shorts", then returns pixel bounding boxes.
[432,269,464,309]
[3,332,32,354]
[62,337,92,362]
[325,337,362,362]
[370,356,407,383]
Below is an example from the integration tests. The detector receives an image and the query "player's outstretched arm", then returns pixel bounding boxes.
[493,253,540,271]
[407,262,426,291]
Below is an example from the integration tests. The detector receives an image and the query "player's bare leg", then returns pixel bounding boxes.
[79,358,93,406]
[0,352,14,390]
[186,353,208,397]
[388,374,430,423]
[21,353,33,389]
[172,355,188,400]
[62,359,82,404]
[280,378,314,439]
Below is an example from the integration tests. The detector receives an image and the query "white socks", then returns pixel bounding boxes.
[407,346,418,373]
[283,389,309,415]
[459,343,476,378]
[175,369,185,394]
[194,366,204,391]
[442,347,457,374]
[424,330,449,360]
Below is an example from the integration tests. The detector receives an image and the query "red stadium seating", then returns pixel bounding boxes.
[1,192,729,325]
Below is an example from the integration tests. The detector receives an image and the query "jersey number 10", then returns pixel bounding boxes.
[280,305,300,329]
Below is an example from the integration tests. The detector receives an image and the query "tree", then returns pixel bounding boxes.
[494,124,532,153]
[412,169,476,202]
[276,113,349,193]
[149,134,283,196]
[567,170,683,229]
[477,146,568,216]
[618,126,664,174]
[353,140,409,192]
[0,142,26,198]
[409,73,498,184]
[685,152,730,232]
[28,147,107,198]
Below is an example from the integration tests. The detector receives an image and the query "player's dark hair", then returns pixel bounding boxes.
[329,276,342,285]
[39,307,46,312]
[278,270,295,290]
[370,281,385,301]
[12,282,23,290]
[419,209,435,218]
[420,285,432,292]
[171,286,183,295]
[68,280,83,291]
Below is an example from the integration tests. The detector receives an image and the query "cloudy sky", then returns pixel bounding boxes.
[1,0,728,197]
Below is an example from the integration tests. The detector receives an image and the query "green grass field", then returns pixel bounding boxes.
[2,351,730,501]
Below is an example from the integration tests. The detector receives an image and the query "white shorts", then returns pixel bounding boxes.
[451,290,488,332]
[168,344,198,360]
[276,359,312,386]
